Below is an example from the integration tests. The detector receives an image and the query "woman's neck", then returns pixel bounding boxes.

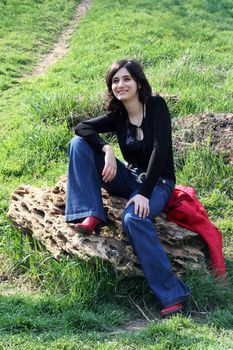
[123,99,144,126]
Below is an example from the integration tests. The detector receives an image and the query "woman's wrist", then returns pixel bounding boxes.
[102,144,114,153]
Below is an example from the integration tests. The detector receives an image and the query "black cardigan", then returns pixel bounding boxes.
[75,95,176,198]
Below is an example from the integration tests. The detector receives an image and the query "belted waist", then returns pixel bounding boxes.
[127,164,147,184]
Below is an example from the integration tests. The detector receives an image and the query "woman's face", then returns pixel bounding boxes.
[111,67,139,103]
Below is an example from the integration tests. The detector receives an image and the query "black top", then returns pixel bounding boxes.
[75,95,176,199]
[125,122,144,162]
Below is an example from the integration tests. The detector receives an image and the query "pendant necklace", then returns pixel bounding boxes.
[135,104,145,141]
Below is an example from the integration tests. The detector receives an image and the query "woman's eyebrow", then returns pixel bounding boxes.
[113,74,132,79]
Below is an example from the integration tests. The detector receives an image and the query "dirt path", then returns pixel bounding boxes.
[30,0,92,77]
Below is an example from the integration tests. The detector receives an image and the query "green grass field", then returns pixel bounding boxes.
[0,0,232,349]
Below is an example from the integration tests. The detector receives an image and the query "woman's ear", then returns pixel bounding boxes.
[138,83,141,90]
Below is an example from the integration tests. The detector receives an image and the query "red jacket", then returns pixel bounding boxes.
[164,185,226,278]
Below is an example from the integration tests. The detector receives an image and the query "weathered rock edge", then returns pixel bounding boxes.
[7,176,207,276]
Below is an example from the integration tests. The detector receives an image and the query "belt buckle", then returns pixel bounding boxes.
[138,172,146,183]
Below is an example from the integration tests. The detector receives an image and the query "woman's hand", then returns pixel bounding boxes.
[125,194,150,218]
[102,145,117,182]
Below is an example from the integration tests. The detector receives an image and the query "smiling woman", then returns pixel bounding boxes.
[65,58,190,318]
[111,67,145,142]
[111,69,139,101]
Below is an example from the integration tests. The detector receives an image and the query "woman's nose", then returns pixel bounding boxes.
[118,79,124,87]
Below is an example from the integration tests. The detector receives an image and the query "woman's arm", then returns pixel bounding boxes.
[102,144,117,182]
[75,113,118,152]
[138,96,172,198]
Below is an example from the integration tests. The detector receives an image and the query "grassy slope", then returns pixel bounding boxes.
[0,0,233,349]
[0,0,80,91]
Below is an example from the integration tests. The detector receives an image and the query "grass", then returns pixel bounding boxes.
[0,0,233,348]
[0,288,233,349]
[0,0,80,91]
[24,0,232,118]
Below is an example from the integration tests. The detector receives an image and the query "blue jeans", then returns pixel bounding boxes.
[65,136,190,307]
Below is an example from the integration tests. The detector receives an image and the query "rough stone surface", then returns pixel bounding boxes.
[8,176,207,276]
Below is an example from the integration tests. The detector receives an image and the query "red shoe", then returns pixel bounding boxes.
[75,216,101,234]
[160,303,183,318]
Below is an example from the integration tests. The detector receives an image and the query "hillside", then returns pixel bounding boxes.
[0,1,232,349]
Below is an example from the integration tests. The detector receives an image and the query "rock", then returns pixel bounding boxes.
[8,176,207,276]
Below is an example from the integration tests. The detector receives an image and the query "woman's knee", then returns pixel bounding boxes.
[69,136,92,155]
[122,209,142,231]
[122,211,137,245]
[122,211,131,230]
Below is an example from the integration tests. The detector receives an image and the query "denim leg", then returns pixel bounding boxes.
[93,152,138,198]
[122,180,190,307]
[65,136,138,223]
[65,136,107,222]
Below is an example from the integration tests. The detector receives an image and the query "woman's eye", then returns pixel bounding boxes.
[123,77,131,82]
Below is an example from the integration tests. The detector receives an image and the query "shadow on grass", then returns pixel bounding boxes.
[0,293,228,350]
[0,261,232,350]
[0,294,127,335]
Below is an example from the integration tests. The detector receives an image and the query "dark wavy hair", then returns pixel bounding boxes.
[105,59,152,113]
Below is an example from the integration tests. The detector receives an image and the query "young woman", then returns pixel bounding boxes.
[65,59,190,317]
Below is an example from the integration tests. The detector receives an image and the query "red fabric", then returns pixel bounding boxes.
[164,185,226,278]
